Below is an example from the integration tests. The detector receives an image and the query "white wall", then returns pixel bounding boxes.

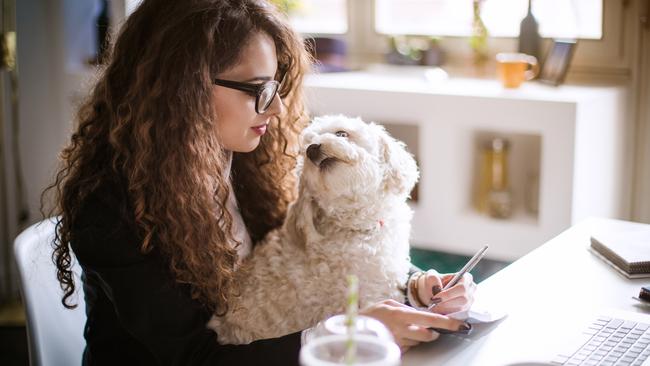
[0,0,76,300]
[633,6,650,223]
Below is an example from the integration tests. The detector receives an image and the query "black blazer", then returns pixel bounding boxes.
[70,183,301,366]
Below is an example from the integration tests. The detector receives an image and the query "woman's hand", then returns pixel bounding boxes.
[360,299,469,353]
[417,269,476,315]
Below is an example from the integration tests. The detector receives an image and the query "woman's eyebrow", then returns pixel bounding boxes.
[243,76,272,82]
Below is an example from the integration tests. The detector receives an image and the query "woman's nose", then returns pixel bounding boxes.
[264,93,284,116]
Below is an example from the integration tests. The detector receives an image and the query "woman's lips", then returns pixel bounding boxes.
[251,124,267,136]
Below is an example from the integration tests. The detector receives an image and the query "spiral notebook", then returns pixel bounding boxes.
[590,221,650,279]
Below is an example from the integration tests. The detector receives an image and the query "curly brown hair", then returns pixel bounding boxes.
[42,0,311,314]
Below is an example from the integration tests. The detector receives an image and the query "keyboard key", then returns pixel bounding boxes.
[607,319,624,329]
[622,321,638,330]
[635,323,649,331]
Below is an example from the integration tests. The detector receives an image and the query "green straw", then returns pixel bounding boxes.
[344,275,359,365]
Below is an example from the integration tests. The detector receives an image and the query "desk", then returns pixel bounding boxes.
[403,218,650,365]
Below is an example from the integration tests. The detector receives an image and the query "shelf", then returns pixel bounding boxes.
[471,131,541,223]
[305,72,627,261]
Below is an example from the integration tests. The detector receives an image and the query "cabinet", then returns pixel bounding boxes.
[304,70,628,261]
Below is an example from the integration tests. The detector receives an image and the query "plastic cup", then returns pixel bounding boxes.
[310,315,394,343]
[300,334,401,366]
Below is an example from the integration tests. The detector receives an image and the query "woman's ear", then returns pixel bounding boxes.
[373,123,420,197]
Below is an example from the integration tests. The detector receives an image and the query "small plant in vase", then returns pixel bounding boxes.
[269,0,302,14]
[469,0,489,71]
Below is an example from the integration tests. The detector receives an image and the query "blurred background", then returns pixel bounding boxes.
[1,0,649,364]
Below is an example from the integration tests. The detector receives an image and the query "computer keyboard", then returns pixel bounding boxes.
[551,316,650,366]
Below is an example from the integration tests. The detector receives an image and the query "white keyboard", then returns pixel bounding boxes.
[551,316,650,366]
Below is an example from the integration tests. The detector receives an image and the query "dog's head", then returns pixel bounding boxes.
[296,115,419,200]
[283,115,419,248]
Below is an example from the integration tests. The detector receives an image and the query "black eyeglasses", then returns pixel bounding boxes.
[213,68,288,114]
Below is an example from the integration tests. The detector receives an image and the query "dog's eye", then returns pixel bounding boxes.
[335,131,349,138]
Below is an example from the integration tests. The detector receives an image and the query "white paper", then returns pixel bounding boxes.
[448,306,508,324]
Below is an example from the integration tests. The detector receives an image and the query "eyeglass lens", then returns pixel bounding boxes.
[257,82,279,113]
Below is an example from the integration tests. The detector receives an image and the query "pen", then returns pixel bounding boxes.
[427,244,489,310]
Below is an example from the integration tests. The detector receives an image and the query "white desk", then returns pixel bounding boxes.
[403,218,650,365]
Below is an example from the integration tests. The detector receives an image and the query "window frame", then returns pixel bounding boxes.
[373,0,604,40]
[316,0,633,79]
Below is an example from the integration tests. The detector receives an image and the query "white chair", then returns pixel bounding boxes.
[14,218,87,366]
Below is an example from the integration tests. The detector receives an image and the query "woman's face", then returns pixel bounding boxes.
[212,32,284,152]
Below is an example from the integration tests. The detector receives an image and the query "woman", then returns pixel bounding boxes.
[44,0,475,364]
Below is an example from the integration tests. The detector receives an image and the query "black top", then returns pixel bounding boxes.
[70,183,301,366]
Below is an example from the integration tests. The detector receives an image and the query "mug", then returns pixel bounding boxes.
[496,53,539,88]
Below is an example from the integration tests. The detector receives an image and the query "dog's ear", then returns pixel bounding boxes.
[373,123,420,197]
[283,185,319,249]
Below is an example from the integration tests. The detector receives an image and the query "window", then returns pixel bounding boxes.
[375,0,602,39]
[126,0,347,35]
[288,0,348,34]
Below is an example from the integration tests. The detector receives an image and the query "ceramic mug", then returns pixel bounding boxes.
[496,53,539,88]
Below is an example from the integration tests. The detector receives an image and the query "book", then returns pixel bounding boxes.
[590,221,650,279]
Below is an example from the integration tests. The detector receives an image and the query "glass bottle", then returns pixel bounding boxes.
[470,0,489,71]
[487,138,512,218]
[476,138,513,218]
[518,0,541,60]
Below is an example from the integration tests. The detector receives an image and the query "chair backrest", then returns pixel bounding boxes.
[14,218,87,366]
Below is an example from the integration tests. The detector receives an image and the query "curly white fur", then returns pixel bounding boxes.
[207,115,420,345]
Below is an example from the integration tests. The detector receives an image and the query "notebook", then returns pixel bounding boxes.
[589,221,650,279]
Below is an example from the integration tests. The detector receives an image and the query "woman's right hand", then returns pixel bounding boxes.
[359,299,469,353]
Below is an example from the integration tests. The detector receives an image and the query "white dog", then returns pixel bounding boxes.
[208,115,420,345]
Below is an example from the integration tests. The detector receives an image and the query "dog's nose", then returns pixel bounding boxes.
[306,144,322,162]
